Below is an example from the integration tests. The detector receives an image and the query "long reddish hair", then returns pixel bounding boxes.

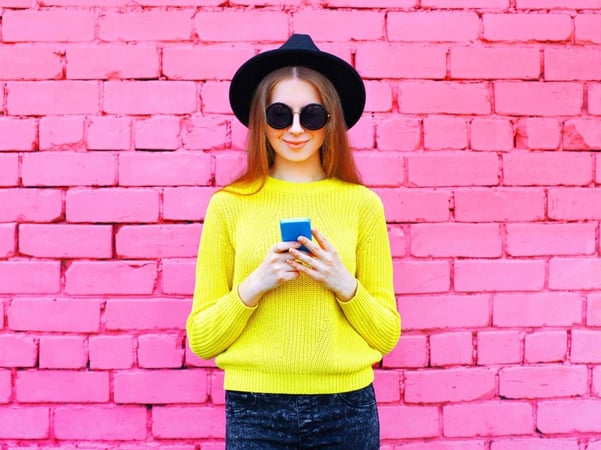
[227,66,363,192]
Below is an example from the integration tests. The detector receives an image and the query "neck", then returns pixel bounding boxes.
[270,159,326,183]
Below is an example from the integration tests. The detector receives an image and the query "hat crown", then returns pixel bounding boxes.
[279,34,320,52]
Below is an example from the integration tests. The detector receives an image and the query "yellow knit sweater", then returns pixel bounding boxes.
[186,176,401,394]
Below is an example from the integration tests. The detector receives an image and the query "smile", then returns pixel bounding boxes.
[284,140,308,149]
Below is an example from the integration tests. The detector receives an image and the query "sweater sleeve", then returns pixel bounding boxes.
[338,192,401,355]
[186,193,256,360]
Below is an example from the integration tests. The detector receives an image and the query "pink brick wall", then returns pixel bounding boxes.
[1,0,600,448]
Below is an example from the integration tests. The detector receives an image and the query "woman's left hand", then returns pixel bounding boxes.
[287,227,358,302]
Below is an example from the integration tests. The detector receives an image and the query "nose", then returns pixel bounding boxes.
[288,112,303,134]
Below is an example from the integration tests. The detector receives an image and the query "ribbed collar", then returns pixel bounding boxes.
[263,176,340,194]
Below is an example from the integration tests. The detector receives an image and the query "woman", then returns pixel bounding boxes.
[186,34,401,449]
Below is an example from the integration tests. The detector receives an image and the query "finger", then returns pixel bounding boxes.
[275,241,301,253]
[311,227,333,251]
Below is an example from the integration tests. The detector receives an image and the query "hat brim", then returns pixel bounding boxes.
[229,48,366,129]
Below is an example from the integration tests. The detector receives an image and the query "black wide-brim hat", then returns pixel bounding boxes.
[229,34,366,130]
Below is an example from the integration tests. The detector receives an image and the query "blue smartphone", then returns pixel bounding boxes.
[280,217,312,252]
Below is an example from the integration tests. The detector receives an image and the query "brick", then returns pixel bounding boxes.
[500,365,587,399]
[563,118,601,150]
[388,225,406,258]
[483,13,572,42]
[398,442,486,450]
[450,46,540,80]
[405,368,495,403]
[495,82,582,116]
[0,261,60,294]
[194,11,287,41]
[116,224,200,258]
[40,0,127,5]
[103,81,196,114]
[162,259,196,295]
[7,81,99,115]
[0,370,9,403]
[39,116,85,149]
[0,118,37,151]
[591,84,601,115]
[507,223,595,256]
[399,81,490,115]
[153,406,225,439]
[119,152,212,186]
[87,116,131,150]
[477,331,522,365]
[105,298,190,330]
[65,261,157,295]
[66,188,160,223]
[492,439,579,450]
[376,117,421,152]
[454,188,545,222]
[379,405,438,439]
[16,370,108,402]
[588,294,601,326]
[89,335,134,369]
[163,187,216,221]
[0,407,49,439]
[134,116,180,150]
[0,224,16,258]
[411,223,501,257]
[383,335,428,369]
[0,189,62,222]
[8,298,100,332]
[20,224,112,258]
[493,293,583,327]
[576,14,601,44]
[424,116,468,150]
[0,334,36,367]
[373,370,401,403]
[515,118,561,150]
[424,0,507,6]
[525,331,567,363]
[357,44,446,79]
[353,152,404,187]
[430,332,474,366]
[538,400,601,434]
[39,335,86,369]
[163,46,254,80]
[549,188,601,220]
[518,0,601,7]
[115,370,207,403]
[0,154,18,186]
[67,45,159,79]
[185,345,213,368]
[325,0,415,6]
[393,260,450,294]
[388,12,479,42]
[22,152,116,186]
[546,47,601,81]
[594,366,601,397]
[471,119,514,151]
[182,116,228,150]
[383,190,444,226]
[550,257,601,290]
[408,152,499,187]
[364,81,393,113]
[456,258,546,292]
[99,11,193,41]
[571,329,601,363]
[200,81,234,115]
[2,10,95,42]
[54,406,147,440]
[138,334,184,368]
[214,152,247,187]
[443,402,533,437]
[296,10,383,41]
[399,294,490,331]
[0,46,62,80]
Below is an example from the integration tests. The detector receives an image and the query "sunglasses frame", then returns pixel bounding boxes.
[265,102,330,131]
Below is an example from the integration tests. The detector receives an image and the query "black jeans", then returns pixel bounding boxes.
[225,384,379,449]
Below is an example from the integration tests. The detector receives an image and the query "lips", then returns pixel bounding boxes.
[285,140,308,149]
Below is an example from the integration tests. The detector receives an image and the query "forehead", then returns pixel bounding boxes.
[269,78,322,105]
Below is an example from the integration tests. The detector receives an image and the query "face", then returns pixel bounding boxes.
[266,78,327,174]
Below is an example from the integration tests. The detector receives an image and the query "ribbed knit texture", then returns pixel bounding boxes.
[186,176,401,395]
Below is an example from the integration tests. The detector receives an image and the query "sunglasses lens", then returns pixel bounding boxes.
[300,104,328,130]
[266,103,292,129]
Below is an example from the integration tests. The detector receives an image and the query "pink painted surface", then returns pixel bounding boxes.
[0,1,600,447]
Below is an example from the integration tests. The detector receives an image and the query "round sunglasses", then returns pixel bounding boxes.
[265,102,330,131]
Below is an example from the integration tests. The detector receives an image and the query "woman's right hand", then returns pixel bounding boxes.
[237,242,302,307]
